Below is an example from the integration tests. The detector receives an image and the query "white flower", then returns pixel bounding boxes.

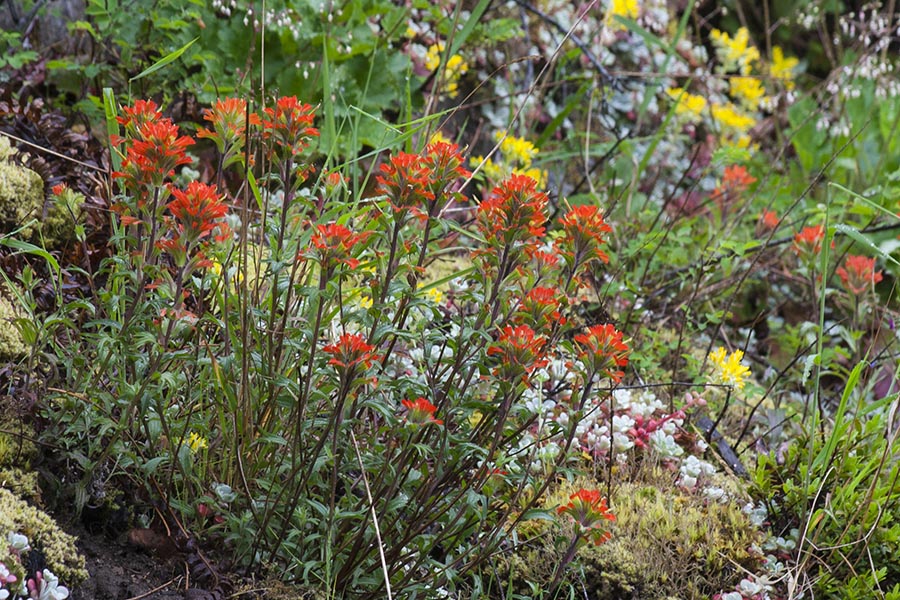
[702,486,727,502]
[720,593,743,600]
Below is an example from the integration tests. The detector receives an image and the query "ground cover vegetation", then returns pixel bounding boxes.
[1,0,900,598]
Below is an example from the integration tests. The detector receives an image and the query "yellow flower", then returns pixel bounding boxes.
[666,87,707,120]
[359,296,373,309]
[711,103,756,133]
[186,432,208,453]
[429,130,452,146]
[494,131,539,168]
[470,156,506,182]
[605,0,639,29]
[425,288,443,304]
[710,27,759,74]
[425,42,468,98]
[729,76,767,111]
[770,46,798,90]
[708,347,751,390]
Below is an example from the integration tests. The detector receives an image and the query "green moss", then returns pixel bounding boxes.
[500,467,763,599]
[0,487,88,584]
[0,161,43,240]
[0,289,27,359]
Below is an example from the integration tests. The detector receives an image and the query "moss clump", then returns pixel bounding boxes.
[0,287,27,359]
[0,135,83,247]
[500,467,763,599]
[0,159,43,240]
[0,487,88,584]
[0,419,41,502]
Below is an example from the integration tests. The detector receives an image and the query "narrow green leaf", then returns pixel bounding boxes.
[129,37,198,82]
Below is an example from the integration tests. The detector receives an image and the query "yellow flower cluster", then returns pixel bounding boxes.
[711,102,756,148]
[425,42,468,98]
[495,130,538,165]
[729,76,767,111]
[605,0,639,29]
[708,347,752,390]
[187,432,208,453]
[471,131,545,186]
[666,87,707,120]
[770,46,799,90]
[710,27,759,75]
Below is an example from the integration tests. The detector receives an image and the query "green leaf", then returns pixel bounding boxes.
[129,37,198,83]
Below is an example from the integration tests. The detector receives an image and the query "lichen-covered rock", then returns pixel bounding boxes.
[0,487,88,585]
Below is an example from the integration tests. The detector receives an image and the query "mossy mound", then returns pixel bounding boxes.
[499,467,763,599]
[0,134,83,247]
[0,287,27,359]
[0,155,44,240]
[0,488,88,585]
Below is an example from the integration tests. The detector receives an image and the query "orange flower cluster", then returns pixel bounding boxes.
[574,324,630,383]
[376,141,470,221]
[401,397,443,425]
[261,96,319,159]
[310,223,372,270]
[477,174,548,247]
[513,286,567,333]
[323,333,380,372]
[837,255,883,295]
[558,205,613,271]
[557,488,616,546]
[486,324,548,381]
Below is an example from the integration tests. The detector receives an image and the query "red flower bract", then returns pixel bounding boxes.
[792,225,825,263]
[197,97,261,159]
[487,324,548,381]
[309,222,371,270]
[114,118,195,190]
[477,174,548,247]
[557,488,616,546]
[323,333,379,372]
[574,324,630,383]
[558,205,612,268]
[376,151,436,219]
[836,255,883,295]
[167,182,228,240]
[261,96,319,158]
[401,397,443,425]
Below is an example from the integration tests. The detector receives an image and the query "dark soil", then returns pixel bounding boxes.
[68,522,184,600]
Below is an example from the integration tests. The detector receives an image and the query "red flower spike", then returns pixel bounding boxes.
[167,182,228,241]
[117,99,162,131]
[722,165,756,191]
[514,286,566,331]
[376,151,436,220]
[574,324,630,383]
[323,333,379,372]
[836,255,883,295]
[114,118,195,191]
[309,222,371,270]
[261,96,319,158]
[476,174,548,247]
[197,97,261,161]
[424,141,471,188]
[557,488,616,546]
[401,397,443,425]
[558,205,613,270]
[792,225,825,263]
[487,324,548,381]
